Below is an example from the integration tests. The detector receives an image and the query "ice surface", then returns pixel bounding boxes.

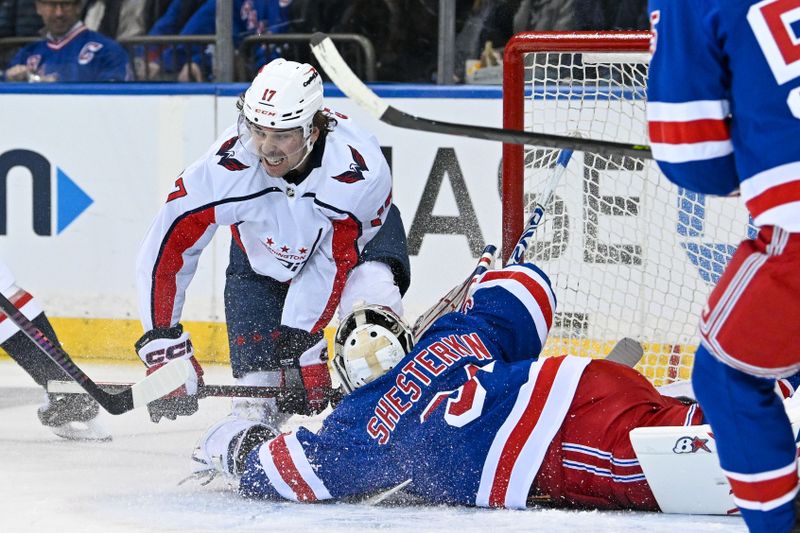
[0,360,746,532]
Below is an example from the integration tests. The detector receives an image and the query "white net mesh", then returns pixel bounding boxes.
[518,49,752,385]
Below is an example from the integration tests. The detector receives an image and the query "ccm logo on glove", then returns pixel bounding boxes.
[143,338,193,365]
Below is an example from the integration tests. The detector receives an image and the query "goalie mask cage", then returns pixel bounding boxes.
[501,32,753,385]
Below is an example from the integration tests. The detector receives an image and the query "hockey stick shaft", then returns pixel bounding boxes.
[508,149,573,265]
[411,245,495,338]
[309,33,651,159]
[412,149,573,337]
[47,380,335,400]
[0,293,190,414]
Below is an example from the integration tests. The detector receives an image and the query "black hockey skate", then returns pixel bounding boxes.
[37,393,111,441]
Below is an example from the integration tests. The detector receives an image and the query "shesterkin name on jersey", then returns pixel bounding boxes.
[367,332,493,444]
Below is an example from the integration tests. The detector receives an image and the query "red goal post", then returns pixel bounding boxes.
[500,31,752,385]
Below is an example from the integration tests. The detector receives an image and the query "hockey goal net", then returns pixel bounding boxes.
[501,32,753,386]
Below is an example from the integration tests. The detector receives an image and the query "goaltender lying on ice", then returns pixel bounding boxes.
[188,261,800,515]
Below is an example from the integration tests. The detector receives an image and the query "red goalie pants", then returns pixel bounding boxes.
[700,226,800,377]
[531,360,703,511]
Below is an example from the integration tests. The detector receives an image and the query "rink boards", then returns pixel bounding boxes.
[0,84,746,365]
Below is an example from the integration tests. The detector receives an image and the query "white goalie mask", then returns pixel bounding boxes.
[333,305,415,393]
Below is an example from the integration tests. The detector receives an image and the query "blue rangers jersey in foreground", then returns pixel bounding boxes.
[647,0,800,231]
[237,263,591,509]
[7,22,131,82]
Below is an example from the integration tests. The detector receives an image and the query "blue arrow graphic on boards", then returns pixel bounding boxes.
[56,167,93,234]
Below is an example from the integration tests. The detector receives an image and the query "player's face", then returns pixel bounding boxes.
[36,0,81,37]
[247,122,318,177]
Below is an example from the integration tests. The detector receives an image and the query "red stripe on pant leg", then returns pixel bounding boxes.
[489,357,563,507]
[728,470,798,504]
[268,435,317,501]
[709,234,800,372]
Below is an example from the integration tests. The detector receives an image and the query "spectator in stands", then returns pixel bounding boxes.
[512,0,647,33]
[453,0,519,83]
[82,0,148,40]
[142,0,291,82]
[324,0,455,83]
[0,0,40,68]
[3,0,132,81]
[0,0,41,37]
[135,0,204,79]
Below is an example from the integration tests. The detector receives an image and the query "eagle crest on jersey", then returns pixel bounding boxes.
[216,136,249,171]
[331,145,369,184]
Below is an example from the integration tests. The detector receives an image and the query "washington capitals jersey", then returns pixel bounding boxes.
[237,263,587,509]
[647,0,800,231]
[136,110,393,333]
[7,22,131,82]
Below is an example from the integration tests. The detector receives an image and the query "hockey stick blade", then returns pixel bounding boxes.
[0,293,189,414]
[605,337,645,368]
[309,33,651,159]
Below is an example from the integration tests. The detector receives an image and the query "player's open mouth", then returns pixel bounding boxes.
[264,156,286,166]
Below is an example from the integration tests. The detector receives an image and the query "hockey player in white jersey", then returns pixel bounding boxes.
[0,259,108,440]
[135,58,410,425]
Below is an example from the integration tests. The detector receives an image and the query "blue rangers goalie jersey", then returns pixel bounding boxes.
[647,0,800,231]
[236,263,593,509]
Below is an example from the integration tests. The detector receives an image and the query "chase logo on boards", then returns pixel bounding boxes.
[0,149,93,235]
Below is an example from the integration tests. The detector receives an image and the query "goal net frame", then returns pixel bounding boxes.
[501,31,752,385]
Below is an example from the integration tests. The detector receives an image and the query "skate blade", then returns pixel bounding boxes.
[49,417,112,442]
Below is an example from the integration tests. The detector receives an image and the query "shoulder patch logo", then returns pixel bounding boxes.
[331,145,369,183]
[216,136,250,171]
[78,42,103,65]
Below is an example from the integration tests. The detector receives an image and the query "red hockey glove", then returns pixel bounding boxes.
[135,324,204,422]
[272,325,336,415]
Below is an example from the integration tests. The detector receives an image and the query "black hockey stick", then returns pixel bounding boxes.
[47,380,341,401]
[0,293,190,415]
[411,245,495,338]
[309,33,652,159]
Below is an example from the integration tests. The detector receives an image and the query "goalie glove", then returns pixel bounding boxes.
[135,324,204,422]
[272,325,337,416]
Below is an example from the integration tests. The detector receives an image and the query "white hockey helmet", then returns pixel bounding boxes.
[333,305,415,393]
[240,58,324,137]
